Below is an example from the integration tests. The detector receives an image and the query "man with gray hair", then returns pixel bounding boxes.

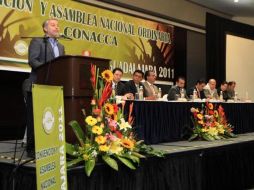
[203,79,219,99]
[23,18,65,157]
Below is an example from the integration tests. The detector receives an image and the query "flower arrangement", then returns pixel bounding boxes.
[189,102,236,141]
[66,64,164,176]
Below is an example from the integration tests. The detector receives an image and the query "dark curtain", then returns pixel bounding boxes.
[132,101,254,144]
[206,13,254,84]
[0,71,28,140]
[1,141,254,190]
[174,27,187,82]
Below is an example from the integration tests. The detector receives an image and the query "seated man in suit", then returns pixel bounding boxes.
[112,68,133,100]
[23,18,65,156]
[143,70,159,100]
[187,79,206,99]
[124,70,144,97]
[167,76,188,100]
[203,79,219,99]
[227,81,236,99]
[218,81,229,101]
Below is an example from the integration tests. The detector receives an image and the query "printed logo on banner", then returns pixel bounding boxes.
[14,40,28,56]
[42,107,55,135]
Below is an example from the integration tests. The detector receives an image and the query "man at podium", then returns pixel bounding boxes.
[22,18,65,157]
[28,18,65,84]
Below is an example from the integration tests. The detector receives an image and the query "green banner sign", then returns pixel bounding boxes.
[0,0,174,83]
[32,84,68,190]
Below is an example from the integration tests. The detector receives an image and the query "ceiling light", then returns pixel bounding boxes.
[234,0,239,2]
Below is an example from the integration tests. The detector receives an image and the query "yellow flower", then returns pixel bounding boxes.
[121,138,135,150]
[207,127,218,136]
[95,135,107,144]
[85,116,97,126]
[197,114,203,120]
[83,154,90,161]
[214,122,219,126]
[214,110,219,118]
[109,141,123,154]
[198,120,204,125]
[217,125,225,134]
[104,103,114,115]
[201,127,209,132]
[92,125,103,135]
[99,145,110,152]
[101,70,113,82]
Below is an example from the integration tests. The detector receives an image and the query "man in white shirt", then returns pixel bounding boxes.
[203,79,219,99]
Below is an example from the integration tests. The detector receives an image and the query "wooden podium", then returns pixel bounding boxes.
[36,55,110,143]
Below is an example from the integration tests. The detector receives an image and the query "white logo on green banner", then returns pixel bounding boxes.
[32,84,68,190]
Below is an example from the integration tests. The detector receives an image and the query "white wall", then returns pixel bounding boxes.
[226,34,254,101]
[101,0,231,27]
[233,16,254,26]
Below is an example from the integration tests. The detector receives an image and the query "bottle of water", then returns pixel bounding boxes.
[112,84,116,98]
[219,91,223,101]
[234,92,238,102]
[139,86,144,100]
[245,91,249,101]
[193,89,197,100]
[180,88,185,98]
[157,88,162,98]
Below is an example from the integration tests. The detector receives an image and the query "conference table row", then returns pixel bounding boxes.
[128,100,254,144]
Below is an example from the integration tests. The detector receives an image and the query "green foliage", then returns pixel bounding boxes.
[116,155,136,170]
[85,158,96,177]
[102,155,118,171]
[69,121,86,147]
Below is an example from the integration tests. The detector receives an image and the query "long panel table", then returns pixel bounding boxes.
[130,101,254,144]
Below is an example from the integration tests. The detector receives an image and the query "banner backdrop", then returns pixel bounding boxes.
[0,0,174,83]
[32,84,67,190]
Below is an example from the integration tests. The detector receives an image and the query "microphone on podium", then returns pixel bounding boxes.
[59,34,73,40]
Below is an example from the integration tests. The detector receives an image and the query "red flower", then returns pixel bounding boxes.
[210,122,216,128]
[109,126,116,132]
[98,82,112,108]
[218,105,224,112]
[115,130,123,139]
[113,104,118,113]
[93,108,101,116]
[208,110,214,115]
[128,102,134,125]
[90,64,96,89]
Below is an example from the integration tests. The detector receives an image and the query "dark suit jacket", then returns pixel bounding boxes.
[124,80,144,96]
[167,85,188,100]
[23,37,65,93]
[115,81,125,96]
[218,88,230,101]
[187,86,206,99]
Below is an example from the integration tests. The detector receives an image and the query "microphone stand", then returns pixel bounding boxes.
[43,36,51,84]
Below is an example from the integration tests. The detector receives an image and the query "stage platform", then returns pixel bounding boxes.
[1,133,254,190]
